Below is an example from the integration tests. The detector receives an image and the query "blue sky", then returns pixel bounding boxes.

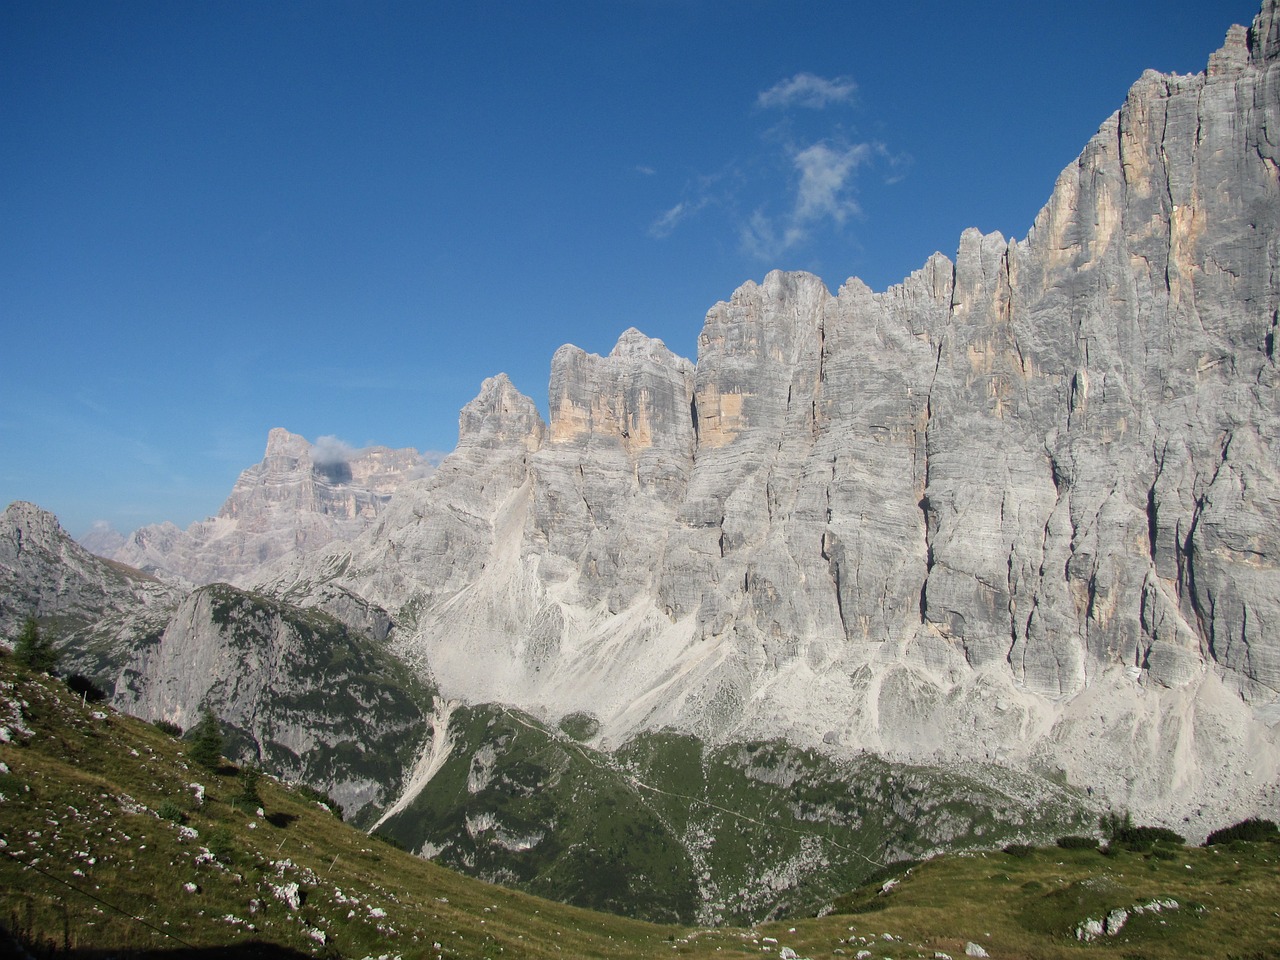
[0,0,1249,537]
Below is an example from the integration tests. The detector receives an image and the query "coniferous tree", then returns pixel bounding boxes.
[237,763,263,811]
[12,617,58,673]
[188,708,224,771]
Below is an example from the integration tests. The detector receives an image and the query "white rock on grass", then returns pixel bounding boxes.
[271,881,302,910]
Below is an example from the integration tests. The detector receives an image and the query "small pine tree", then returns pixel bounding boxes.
[188,708,224,771]
[12,617,58,673]
[236,763,263,811]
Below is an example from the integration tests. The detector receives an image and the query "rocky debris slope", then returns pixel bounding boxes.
[110,427,432,586]
[269,4,1280,834]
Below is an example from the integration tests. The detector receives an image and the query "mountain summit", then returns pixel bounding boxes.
[5,2,1280,922]
[106,428,431,586]
[264,3,1280,833]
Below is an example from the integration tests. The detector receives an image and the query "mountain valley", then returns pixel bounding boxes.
[4,1,1280,950]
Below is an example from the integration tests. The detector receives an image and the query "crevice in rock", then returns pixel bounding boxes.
[1146,481,1160,562]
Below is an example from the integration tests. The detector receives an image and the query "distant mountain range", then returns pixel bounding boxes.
[6,0,1280,924]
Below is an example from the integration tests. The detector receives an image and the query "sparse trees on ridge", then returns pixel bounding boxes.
[12,616,58,673]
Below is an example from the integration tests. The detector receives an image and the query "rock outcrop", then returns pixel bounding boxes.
[110,428,431,586]
[114,582,429,819]
[0,501,427,819]
[270,4,1280,833]
[0,501,181,678]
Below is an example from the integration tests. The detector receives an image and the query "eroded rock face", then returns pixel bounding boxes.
[0,501,181,681]
[267,5,1280,830]
[114,582,429,819]
[111,428,431,586]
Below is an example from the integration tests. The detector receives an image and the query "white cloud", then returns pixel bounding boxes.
[739,140,873,260]
[792,141,870,225]
[649,71,908,257]
[311,435,358,467]
[649,201,689,238]
[757,73,856,110]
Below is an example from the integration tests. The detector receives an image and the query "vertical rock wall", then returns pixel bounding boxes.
[269,4,1280,827]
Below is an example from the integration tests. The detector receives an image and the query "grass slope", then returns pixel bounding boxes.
[0,656,697,958]
[3,654,1278,959]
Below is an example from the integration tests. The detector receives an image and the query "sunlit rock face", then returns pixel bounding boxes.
[267,5,1280,832]
[0,500,180,647]
[109,428,431,586]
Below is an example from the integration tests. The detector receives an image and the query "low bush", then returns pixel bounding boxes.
[1113,825,1185,848]
[1056,835,1099,850]
[1204,818,1279,846]
[296,783,344,820]
[1003,843,1035,858]
[1101,812,1183,848]
[157,800,186,824]
[372,830,406,851]
[153,719,183,737]
[204,826,234,862]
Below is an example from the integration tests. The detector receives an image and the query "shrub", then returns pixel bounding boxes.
[372,830,406,851]
[1100,810,1132,840]
[157,800,186,824]
[232,763,263,812]
[1056,835,1099,850]
[1101,811,1183,848]
[559,712,601,742]
[204,826,234,862]
[297,783,344,820]
[1003,843,1035,858]
[1204,818,1279,846]
[154,719,183,737]
[1113,825,1185,848]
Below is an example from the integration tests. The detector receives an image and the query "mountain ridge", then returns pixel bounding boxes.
[4,0,1280,928]
[104,428,433,587]
[260,1,1280,834]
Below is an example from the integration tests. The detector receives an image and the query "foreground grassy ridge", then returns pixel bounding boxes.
[0,657,715,957]
[752,839,1280,960]
[4,654,1280,959]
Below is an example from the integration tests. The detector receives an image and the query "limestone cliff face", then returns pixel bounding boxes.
[269,5,1280,830]
[111,428,430,586]
[0,501,181,679]
[115,583,429,819]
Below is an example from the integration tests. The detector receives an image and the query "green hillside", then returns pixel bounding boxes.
[3,653,1279,959]
[376,714,1096,925]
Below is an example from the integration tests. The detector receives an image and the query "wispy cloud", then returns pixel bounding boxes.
[741,140,875,260]
[649,72,909,260]
[793,141,870,225]
[649,201,690,238]
[647,173,727,238]
[757,73,856,110]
